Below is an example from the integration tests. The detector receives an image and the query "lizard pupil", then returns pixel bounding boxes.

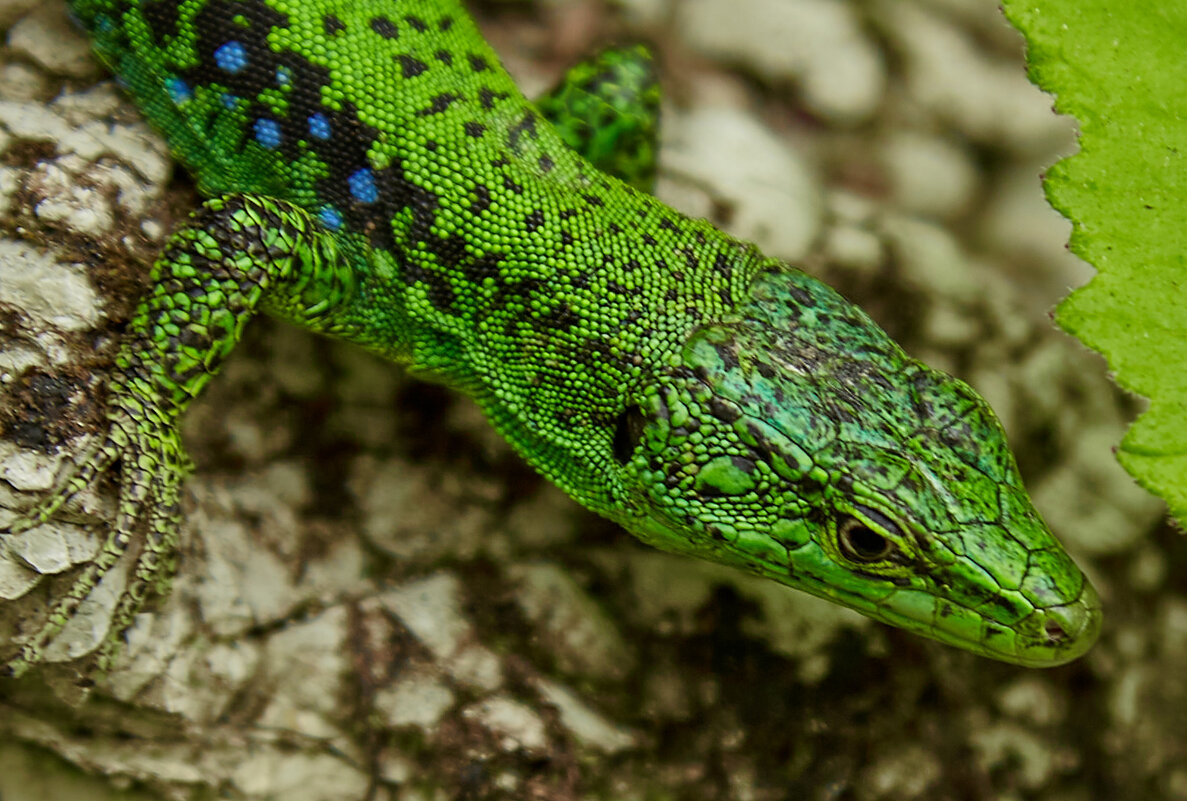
[612,406,645,464]
[838,517,893,562]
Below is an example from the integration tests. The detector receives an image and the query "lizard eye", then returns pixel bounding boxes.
[837,516,895,563]
[612,405,646,464]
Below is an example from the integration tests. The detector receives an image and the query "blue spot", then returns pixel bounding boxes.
[275,65,292,86]
[214,41,248,74]
[307,113,331,140]
[165,77,192,104]
[348,168,378,203]
[220,93,239,109]
[95,15,115,34]
[319,206,344,230]
[253,118,282,150]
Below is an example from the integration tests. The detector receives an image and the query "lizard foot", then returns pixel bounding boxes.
[1,384,189,678]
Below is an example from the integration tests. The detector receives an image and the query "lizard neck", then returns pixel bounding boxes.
[393,163,771,508]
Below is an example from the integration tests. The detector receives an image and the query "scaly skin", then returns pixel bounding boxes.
[0,0,1100,676]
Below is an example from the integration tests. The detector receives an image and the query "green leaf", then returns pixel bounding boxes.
[1001,0,1187,521]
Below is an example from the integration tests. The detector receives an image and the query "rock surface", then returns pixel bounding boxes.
[0,1,1171,800]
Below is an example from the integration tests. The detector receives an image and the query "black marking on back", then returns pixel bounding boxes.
[398,54,429,77]
[323,13,345,35]
[419,93,460,116]
[478,87,507,110]
[471,184,492,215]
[141,1,182,45]
[507,109,539,152]
[370,16,398,39]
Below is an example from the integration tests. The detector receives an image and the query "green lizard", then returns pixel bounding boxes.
[0,0,1100,677]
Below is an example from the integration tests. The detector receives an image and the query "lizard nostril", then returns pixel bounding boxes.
[1044,618,1068,643]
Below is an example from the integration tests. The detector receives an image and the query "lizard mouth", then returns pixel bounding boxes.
[871,578,1103,668]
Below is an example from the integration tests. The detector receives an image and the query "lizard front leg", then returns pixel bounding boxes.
[2,193,350,677]
[535,44,662,192]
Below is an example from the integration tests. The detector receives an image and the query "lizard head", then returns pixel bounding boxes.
[613,268,1100,666]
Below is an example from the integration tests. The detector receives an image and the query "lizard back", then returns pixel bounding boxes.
[71,0,536,229]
